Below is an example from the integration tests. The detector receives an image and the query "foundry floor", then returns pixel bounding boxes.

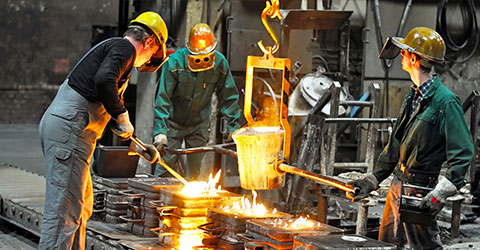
[0,124,479,249]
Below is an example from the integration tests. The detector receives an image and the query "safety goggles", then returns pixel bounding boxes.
[187,51,215,72]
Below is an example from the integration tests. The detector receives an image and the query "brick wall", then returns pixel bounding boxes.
[0,85,57,124]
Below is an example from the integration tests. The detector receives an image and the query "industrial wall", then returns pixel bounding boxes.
[0,0,479,124]
[0,0,118,123]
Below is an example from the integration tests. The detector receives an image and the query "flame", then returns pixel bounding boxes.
[179,170,225,197]
[272,216,322,230]
[176,230,204,250]
[221,190,277,216]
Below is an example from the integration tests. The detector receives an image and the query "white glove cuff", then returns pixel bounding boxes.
[154,134,167,144]
[432,176,457,202]
[114,111,130,123]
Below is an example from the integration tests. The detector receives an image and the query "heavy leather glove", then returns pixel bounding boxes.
[153,134,168,156]
[128,141,160,164]
[111,111,134,139]
[347,173,378,201]
[420,176,457,215]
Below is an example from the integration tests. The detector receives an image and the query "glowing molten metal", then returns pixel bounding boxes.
[233,126,285,190]
[272,216,324,230]
[221,190,277,216]
[179,170,225,197]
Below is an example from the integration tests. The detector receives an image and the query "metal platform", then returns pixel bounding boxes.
[0,163,45,236]
[0,163,170,249]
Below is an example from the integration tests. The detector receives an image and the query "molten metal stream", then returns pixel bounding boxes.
[277,163,355,193]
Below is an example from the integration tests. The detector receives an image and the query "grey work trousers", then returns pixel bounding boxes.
[379,176,443,250]
[155,119,209,180]
[38,81,110,250]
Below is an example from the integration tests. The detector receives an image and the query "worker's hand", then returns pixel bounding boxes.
[128,141,160,163]
[346,173,378,201]
[111,111,134,139]
[420,176,457,215]
[225,132,235,143]
[153,134,168,156]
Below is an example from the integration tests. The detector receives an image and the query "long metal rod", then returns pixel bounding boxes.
[278,163,355,193]
[130,134,188,185]
[130,134,147,151]
[164,142,238,158]
[156,159,188,185]
[325,117,396,123]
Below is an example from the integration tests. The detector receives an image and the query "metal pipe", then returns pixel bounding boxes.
[396,0,413,37]
[325,117,396,124]
[130,134,147,151]
[339,101,374,107]
[129,134,188,184]
[157,159,188,185]
[277,163,356,193]
[164,142,237,159]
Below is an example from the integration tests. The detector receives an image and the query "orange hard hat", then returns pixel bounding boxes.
[187,23,216,55]
[379,27,446,62]
[186,23,216,72]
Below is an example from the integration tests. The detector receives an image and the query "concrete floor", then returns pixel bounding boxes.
[0,124,45,176]
[0,124,480,249]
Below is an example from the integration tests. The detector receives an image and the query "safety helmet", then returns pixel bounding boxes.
[379,27,446,63]
[130,11,169,72]
[186,23,216,72]
[130,12,168,57]
[187,23,217,54]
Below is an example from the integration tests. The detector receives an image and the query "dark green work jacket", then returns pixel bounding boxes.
[373,77,474,189]
[153,48,241,136]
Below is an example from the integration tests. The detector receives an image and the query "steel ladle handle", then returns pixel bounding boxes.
[276,163,356,193]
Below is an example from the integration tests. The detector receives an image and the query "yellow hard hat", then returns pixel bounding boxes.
[130,11,168,48]
[187,23,216,55]
[379,27,446,62]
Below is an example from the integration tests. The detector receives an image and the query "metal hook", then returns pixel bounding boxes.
[257,0,283,57]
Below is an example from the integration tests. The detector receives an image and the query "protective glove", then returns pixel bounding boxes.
[128,141,160,164]
[111,111,134,139]
[153,134,168,156]
[347,173,378,201]
[420,176,457,215]
[225,131,235,143]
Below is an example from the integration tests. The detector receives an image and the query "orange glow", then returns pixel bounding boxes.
[179,170,225,197]
[221,190,277,216]
[277,164,356,193]
[170,230,205,250]
[233,127,285,190]
[272,216,323,230]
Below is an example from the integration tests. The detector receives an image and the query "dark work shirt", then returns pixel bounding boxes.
[409,75,435,117]
[68,38,136,118]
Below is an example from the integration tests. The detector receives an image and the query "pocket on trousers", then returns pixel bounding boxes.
[52,147,73,188]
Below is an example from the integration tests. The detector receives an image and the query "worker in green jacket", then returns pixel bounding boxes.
[349,27,474,249]
[153,23,241,180]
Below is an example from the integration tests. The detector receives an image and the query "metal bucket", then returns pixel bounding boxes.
[233,126,285,190]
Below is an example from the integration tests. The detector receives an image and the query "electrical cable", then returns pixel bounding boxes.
[436,0,479,63]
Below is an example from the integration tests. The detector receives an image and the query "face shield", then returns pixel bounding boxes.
[187,50,215,72]
[378,37,403,59]
[137,39,169,72]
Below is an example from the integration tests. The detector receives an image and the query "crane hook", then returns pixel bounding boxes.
[257,0,283,57]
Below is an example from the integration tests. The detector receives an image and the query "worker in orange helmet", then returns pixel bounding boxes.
[38,12,168,250]
[348,27,474,249]
[153,23,241,180]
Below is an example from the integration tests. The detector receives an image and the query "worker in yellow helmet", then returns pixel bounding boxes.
[153,23,241,180]
[38,11,168,250]
[349,27,474,249]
